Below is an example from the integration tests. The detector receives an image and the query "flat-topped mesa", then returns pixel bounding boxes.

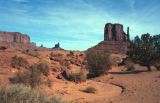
[0,31,30,43]
[104,23,130,41]
[0,31,36,49]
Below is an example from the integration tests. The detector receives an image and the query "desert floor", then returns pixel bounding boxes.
[0,49,160,103]
[94,70,160,103]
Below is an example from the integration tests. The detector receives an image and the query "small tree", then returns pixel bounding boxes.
[128,34,160,71]
[86,50,111,77]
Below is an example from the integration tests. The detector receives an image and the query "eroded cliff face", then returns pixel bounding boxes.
[89,23,131,54]
[104,23,130,41]
[0,31,36,49]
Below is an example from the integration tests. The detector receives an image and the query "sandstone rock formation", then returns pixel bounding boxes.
[104,23,130,41]
[0,31,36,49]
[89,23,130,53]
[52,43,63,50]
[38,43,63,50]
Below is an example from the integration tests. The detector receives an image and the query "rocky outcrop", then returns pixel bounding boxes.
[104,23,130,41]
[89,23,130,54]
[0,31,36,49]
[52,43,63,50]
[38,43,63,50]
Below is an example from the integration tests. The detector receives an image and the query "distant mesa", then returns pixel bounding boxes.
[89,23,131,53]
[38,43,63,50]
[0,23,130,53]
[52,43,63,50]
[0,31,64,50]
[0,31,36,50]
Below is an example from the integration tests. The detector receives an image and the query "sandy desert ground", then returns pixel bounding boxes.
[0,48,160,103]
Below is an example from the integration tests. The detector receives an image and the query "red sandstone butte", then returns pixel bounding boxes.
[0,31,36,49]
[89,23,130,53]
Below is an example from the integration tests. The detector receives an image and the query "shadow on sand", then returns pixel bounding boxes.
[108,70,148,74]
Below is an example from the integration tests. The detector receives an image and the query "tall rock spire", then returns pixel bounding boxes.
[127,27,130,41]
[104,23,128,41]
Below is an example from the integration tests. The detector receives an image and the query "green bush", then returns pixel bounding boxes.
[11,55,29,69]
[0,84,70,103]
[86,50,112,77]
[83,86,96,93]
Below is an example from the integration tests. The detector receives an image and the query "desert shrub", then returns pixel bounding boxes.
[155,63,160,71]
[124,58,135,71]
[0,84,70,103]
[60,60,70,69]
[70,51,74,56]
[82,61,87,66]
[0,46,7,50]
[12,66,42,88]
[35,62,50,76]
[10,70,29,84]
[64,69,87,83]
[128,34,160,71]
[11,55,29,69]
[29,62,50,87]
[79,53,83,57]
[86,50,112,77]
[29,64,42,87]
[50,52,63,57]
[67,51,74,57]
[11,62,50,87]
[23,49,40,57]
[0,84,46,103]
[43,79,53,87]
[83,86,96,93]
[30,62,50,76]
[62,69,87,83]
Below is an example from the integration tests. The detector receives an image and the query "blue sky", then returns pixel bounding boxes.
[0,0,160,50]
